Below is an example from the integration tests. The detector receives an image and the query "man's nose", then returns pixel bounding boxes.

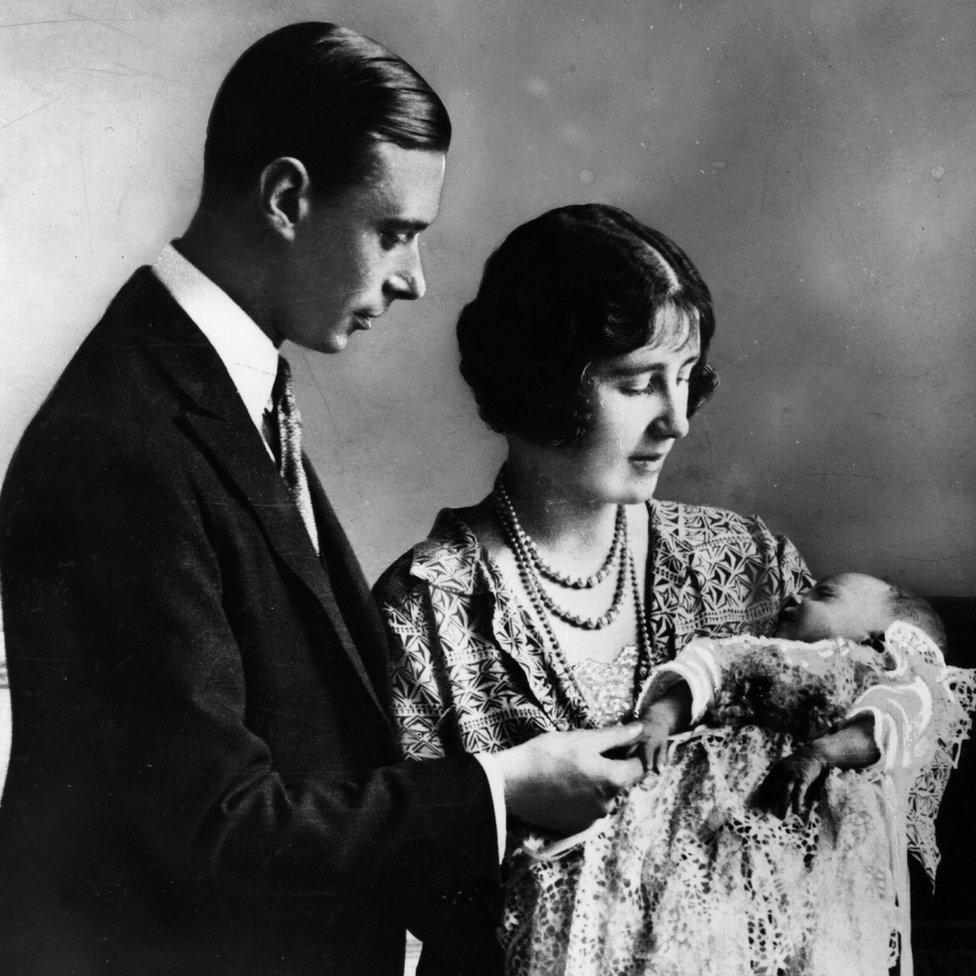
[385,244,426,301]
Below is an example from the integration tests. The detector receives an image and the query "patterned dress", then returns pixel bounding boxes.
[375,500,813,971]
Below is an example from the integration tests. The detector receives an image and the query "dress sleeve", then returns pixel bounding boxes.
[775,528,816,601]
[375,564,452,762]
[846,622,976,883]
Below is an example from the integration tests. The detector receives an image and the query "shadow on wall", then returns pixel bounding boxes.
[0,2,972,594]
[630,4,975,596]
[283,1,976,593]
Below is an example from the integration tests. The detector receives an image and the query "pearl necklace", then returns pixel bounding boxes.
[494,481,628,630]
[492,479,653,716]
[502,492,626,590]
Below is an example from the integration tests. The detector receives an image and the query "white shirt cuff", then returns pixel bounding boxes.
[473,752,507,863]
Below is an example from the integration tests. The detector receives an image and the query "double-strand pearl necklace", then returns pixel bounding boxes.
[522,506,626,590]
[493,479,652,712]
[494,480,628,630]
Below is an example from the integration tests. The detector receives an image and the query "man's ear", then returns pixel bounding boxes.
[259,157,311,241]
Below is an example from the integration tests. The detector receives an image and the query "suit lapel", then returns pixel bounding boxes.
[304,462,394,718]
[128,269,390,722]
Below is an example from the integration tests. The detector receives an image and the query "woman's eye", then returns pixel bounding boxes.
[621,374,691,395]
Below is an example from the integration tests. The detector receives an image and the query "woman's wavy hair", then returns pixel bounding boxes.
[457,204,718,446]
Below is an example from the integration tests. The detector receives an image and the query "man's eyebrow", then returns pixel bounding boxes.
[379,217,430,232]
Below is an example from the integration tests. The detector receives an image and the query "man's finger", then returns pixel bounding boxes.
[596,722,646,754]
[605,755,645,789]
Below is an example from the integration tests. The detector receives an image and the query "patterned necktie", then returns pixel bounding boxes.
[268,357,319,553]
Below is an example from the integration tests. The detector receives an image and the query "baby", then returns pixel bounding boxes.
[518,574,972,976]
[640,573,948,822]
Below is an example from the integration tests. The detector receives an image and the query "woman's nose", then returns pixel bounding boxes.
[650,387,690,440]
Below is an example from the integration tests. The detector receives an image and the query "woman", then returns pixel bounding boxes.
[374,204,813,972]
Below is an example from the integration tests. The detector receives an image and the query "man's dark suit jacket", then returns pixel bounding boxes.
[0,269,499,975]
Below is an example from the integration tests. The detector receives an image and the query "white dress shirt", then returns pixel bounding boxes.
[152,243,279,441]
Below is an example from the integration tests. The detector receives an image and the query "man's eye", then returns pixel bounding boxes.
[381,230,413,249]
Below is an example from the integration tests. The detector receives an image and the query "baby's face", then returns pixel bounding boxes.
[774,573,894,642]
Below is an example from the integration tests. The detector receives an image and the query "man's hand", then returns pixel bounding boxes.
[753,745,829,821]
[494,724,645,835]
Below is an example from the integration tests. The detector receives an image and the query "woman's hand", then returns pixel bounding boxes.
[753,745,829,821]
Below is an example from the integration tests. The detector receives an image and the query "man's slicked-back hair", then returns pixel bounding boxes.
[202,22,451,201]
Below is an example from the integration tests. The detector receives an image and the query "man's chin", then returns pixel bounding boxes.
[308,332,350,354]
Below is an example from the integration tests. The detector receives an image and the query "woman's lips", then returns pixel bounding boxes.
[629,453,666,471]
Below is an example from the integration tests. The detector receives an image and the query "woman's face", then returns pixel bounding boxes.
[554,310,701,505]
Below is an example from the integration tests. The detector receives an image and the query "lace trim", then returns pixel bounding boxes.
[873,621,976,885]
[569,644,640,728]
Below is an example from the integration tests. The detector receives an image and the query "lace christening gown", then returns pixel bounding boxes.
[506,623,976,976]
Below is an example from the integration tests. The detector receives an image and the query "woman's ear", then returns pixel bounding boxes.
[259,157,311,241]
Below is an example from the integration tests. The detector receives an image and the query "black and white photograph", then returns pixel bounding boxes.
[1,2,974,974]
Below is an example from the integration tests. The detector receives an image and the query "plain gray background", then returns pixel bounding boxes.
[2,0,974,597]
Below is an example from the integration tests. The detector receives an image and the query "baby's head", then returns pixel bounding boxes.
[775,572,946,650]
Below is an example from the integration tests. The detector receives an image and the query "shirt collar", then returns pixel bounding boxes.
[151,242,279,429]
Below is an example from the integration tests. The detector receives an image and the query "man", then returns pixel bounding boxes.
[0,22,644,976]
